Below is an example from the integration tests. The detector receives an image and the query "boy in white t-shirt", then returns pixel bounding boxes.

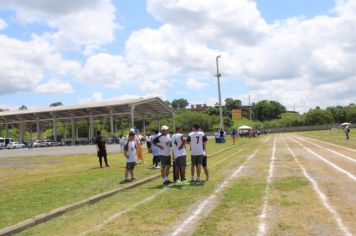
[187,123,208,184]
[123,132,137,182]
[172,127,188,185]
[153,125,172,185]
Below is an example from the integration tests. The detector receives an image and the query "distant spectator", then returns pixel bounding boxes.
[345,125,351,140]
[95,130,109,168]
[119,135,126,153]
[231,128,237,145]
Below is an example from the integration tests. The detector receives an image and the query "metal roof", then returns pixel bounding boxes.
[0,97,174,124]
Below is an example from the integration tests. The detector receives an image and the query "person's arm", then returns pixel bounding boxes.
[186,135,191,144]
[153,136,164,150]
[179,136,185,150]
[202,135,208,153]
[124,142,129,158]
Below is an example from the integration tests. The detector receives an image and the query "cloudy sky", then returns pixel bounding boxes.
[0,0,355,112]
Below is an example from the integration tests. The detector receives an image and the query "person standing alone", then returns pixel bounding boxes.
[123,131,137,181]
[345,125,351,140]
[95,130,109,168]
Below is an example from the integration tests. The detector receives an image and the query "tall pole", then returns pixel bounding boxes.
[248,95,252,120]
[216,55,224,130]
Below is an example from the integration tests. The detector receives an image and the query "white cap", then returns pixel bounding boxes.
[161,125,169,131]
[129,128,135,132]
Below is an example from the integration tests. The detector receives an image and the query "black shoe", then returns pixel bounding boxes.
[131,177,136,181]
[190,179,195,184]
[196,179,201,184]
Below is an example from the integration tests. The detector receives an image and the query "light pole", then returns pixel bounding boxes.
[216,55,224,130]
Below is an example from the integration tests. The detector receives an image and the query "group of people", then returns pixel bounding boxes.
[95,123,209,185]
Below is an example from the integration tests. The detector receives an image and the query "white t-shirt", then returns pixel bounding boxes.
[149,134,161,156]
[188,131,207,156]
[172,133,187,158]
[119,137,126,145]
[124,140,137,163]
[153,134,172,156]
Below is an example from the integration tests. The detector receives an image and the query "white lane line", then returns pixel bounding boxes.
[289,137,356,181]
[79,189,167,236]
[263,136,272,143]
[80,148,244,235]
[299,135,356,154]
[282,138,352,236]
[295,136,356,164]
[171,150,259,236]
[257,136,276,236]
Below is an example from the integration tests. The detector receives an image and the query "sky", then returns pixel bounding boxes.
[0,0,355,112]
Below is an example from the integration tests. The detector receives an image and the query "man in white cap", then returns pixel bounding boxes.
[153,125,172,185]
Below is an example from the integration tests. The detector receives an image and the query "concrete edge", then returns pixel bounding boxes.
[0,174,160,236]
[0,145,237,236]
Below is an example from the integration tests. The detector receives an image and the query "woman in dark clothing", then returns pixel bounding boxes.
[96,130,109,168]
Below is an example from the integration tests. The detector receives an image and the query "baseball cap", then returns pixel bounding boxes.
[161,125,169,131]
[129,128,135,132]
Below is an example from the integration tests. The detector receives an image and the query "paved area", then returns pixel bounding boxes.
[0,144,127,158]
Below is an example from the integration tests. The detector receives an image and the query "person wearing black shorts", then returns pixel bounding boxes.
[153,125,172,185]
[124,132,137,181]
[95,130,109,168]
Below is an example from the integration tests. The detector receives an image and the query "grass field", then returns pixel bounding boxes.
[1,132,356,235]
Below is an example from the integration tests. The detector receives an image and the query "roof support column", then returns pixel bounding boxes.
[89,111,94,144]
[71,116,75,145]
[20,119,24,142]
[63,121,66,142]
[5,120,9,139]
[130,105,135,128]
[172,112,176,132]
[52,116,57,141]
[36,117,41,140]
[110,109,114,137]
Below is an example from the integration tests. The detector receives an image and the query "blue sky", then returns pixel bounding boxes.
[0,0,354,112]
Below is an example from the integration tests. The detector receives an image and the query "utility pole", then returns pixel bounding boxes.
[216,55,224,130]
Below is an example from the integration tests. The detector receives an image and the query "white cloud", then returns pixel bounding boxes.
[0,34,80,95]
[186,77,208,90]
[0,18,7,30]
[77,53,130,87]
[79,92,104,104]
[0,0,118,52]
[34,79,73,94]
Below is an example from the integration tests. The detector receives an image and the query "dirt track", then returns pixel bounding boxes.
[170,134,356,235]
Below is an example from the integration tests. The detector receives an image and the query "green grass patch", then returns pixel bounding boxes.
[272,177,308,192]
[194,177,266,236]
[0,140,240,229]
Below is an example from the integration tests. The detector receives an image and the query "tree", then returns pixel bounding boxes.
[176,111,213,131]
[50,102,63,107]
[327,106,346,124]
[223,117,233,128]
[224,98,241,111]
[171,98,189,110]
[253,100,286,121]
[19,105,28,110]
[304,108,334,125]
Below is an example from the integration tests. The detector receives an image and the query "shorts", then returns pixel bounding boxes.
[174,155,187,168]
[202,155,207,168]
[126,162,136,170]
[97,150,107,157]
[159,155,171,166]
[191,155,204,165]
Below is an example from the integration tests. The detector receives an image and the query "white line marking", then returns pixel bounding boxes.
[289,137,356,181]
[80,147,244,235]
[79,189,167,236]
[299,135,356,154]
[172,150,259,236]
[295,136,356,164]
[263,136,272,143]
[282,138,352,236]
[257,136,276,236]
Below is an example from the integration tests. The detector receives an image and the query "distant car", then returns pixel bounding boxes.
[44,139,61,147]
[32,140,50,148]
[6,141,25,149]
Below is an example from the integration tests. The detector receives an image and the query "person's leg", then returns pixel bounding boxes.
[104,153,109,167]
[191,164,195,182]
[203,167,209,181]
[196,164,202,180]
[98,155,103,168]
[174,160,180,182]
[125,168,129,180]
[130,169,134,179]
[165,164,170,179]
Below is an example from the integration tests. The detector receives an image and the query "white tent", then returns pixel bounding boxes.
[340,122,351,127]
[238,125,253,130]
